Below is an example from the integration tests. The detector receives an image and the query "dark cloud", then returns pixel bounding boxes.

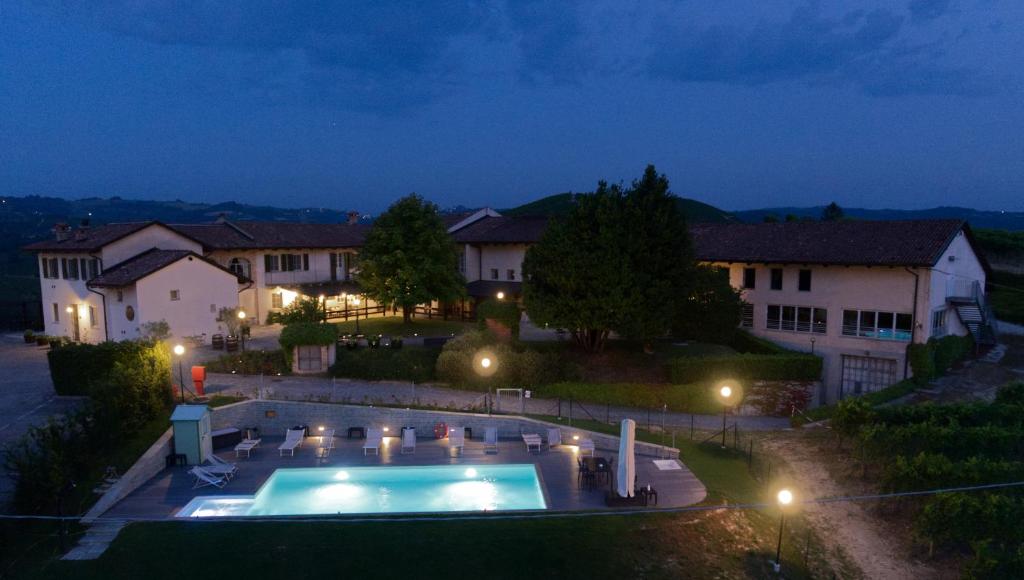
[646,3,995,98]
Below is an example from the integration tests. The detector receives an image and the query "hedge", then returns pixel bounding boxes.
[531,382,724,415]
[204,350,290,375]
[476,300,522,338]
[668,353,822,383]
[329,346,440,383]
[727,330,791,354]
[909,334,974,384]
[46,340,170,397]
[434,331,573,389]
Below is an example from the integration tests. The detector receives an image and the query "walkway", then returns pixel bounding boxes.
[203,373,792,432]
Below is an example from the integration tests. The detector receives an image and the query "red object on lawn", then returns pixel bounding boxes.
[191,365,206,397]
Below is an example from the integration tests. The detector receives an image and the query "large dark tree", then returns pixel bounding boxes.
[357,194,465,323]
[671,265,744,344]
[523,165,695,352]
[821,202,845,221]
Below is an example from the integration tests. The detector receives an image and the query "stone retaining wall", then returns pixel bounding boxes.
[211,400,677,458]
[83,428,174,523]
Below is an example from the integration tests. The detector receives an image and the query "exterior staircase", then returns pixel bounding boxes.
[947,279,998,346]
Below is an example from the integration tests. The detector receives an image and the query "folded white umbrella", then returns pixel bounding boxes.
[617,419,636,498]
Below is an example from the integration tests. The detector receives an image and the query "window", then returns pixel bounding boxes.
[86,258,100,280]
[170,290,180,301]
[210,304,217,313]
[770,268,783,290]
[48,258,59,279]
[88,306,97,327]
[490,268,499,280]
[798,269,812,292]
[507,269,515,281]
[841,309,913,341]
[264,254,280,273]
[60,258,69,279]
[766,304,826,334]
[125,305,135,321]
[742,268,756,289]
[271,292,283,309]
[228,257,251,279]
[67,258,79,280]
[52,303,59,322]
[741,303,754,328]
[302,253,309,271]
[931,309,948,337]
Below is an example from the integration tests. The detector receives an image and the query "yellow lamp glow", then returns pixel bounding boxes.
[237,310,246,319]
[173,344,185,356]
[720,385,733,399]
[572,435,580,441]
[480,357,492,369]
[777,489,794,506]
[65,306,74,314]
[496,291,505,300]
[382,426,390,433]
[318,425,324,432]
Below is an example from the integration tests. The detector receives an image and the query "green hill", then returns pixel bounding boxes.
[503,192,736,223]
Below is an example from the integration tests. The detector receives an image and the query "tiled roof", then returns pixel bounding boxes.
[690,219,973,268]
[173,221,369,250]
[22,222,171,252]
[87,249,192,287]
[450,216,549,244]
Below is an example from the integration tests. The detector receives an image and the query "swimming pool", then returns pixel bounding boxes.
[176,464,547,517]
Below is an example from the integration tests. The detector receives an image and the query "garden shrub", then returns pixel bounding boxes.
[329,347,440,383]
[435,330,566,389]
[476,300,521,339]
[204,350,289,375]
[727,330,790,354]
[46,340,172,398]
[2,414,93,514]
[268,297,326,324]
[909,334,974,384]
[668,353,822,383]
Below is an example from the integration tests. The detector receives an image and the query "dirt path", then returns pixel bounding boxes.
[762,433,949,580]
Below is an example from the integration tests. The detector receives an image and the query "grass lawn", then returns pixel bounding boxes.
[331,315,476,338]
[40,422,844,580]
[990,270,1024,324]
[531,382,726,415]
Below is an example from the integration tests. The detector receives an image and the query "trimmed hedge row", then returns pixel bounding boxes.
[668,353,822,383]
[726,330,791,355]
[531,381,723,415]
[47,340,169,397]
[908,334,974,384]
[329,346,440,383]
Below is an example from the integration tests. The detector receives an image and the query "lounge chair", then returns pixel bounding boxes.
[189,466,227,489]
[522,433,542,453]
[401,428,416,454]
[578,438,595,456]
[319,429,336,450]
[547,428,562,448]
[484,427,498,453]
[363,428,383,456]
[278,429,304,457]
[234,438,261,458]
[449,427,465,454]
[203,454,238,479]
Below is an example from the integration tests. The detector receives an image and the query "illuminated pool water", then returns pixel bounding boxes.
[176,464,547,517]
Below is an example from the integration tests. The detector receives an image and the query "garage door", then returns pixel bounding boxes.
[841,355,897,397]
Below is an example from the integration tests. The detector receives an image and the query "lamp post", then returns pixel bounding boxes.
[810,337,816,355]
[774,488,794,574]
[496,291,505,300]
[719,385,733,448]
[352,296,361,335]
[173,344,187,404]
[474,350,498,414]
[237,310,247,352]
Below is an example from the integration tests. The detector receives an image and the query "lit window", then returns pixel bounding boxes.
[841,309,912,341]
[272,292,283,309]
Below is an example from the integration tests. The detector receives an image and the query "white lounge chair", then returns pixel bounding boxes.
[522,433,542,453]
[363,428,383,456]
[401,428,416,454]
[449,426,465,454]
[578,438,595,456]
[547,428,562,448]
[234,438,261,458]
[278,429,304,457]
[484,427,498,453]
[319,429,335,450]
[189,466,227,489]
[203,455,238,479]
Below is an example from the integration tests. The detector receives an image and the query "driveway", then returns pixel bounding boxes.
[203,373,792,432]
[0,334,82,506]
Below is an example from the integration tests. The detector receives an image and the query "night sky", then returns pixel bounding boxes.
[2,1,1022,213]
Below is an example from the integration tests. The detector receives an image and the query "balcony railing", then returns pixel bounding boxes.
[946,279,982,302]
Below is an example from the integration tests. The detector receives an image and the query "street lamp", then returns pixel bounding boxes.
[173,344,187,404]
[773,488,795,573]
[237,310,247,352]
[719,385,733,447]
[352,296,362,335]
[496,291,505,300]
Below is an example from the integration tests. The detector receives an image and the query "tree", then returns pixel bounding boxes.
[523,165,696,352]
[671,265,743,344]
[762,214,780,223]
[821,202,844,221]
[272,297,324,324]
[358,194,465,323]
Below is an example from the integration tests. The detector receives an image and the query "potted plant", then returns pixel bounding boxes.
[48,336,64,349]
[23,329,34,344]
[35,334,49,346]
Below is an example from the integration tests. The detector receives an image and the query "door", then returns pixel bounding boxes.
[841,355,897,398]
[297,345,322,371]
[70,304,80,342]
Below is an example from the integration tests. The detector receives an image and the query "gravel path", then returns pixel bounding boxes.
[203,372,792,432]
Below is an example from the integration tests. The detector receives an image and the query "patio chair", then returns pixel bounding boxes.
[484,427,498,453]
[204,455,238,478]
[449,427,465,454]
[319,429,336,450]
[547,428,562,448]
[578,438,595,457]
[189,466,227,489]
[522,433,542,453]
[401,428,416,454]
[363,428,383,456]
[278,429,304,457]
[235,438,261,458]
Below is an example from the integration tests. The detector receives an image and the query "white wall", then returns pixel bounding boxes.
[37,253,106,343]
[103,285,141,340]
[478,244,527,282]
[135,257,240,340]
[925,232,988,339]
[100,225,201,266]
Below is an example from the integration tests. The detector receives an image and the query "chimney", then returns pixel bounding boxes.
[74,218,91,241]
[54,222,71,242]
[347,211,360,225]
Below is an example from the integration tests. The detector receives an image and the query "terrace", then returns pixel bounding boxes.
[104,428,706,520]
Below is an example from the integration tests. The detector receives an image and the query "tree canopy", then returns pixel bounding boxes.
[821,202,845,221]
[357,194,465,322]
[522,165,697,352]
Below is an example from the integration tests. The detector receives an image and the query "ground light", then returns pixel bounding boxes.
[774,488,795,573]
[173,344,187,404]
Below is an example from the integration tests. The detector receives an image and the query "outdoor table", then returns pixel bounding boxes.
[582,457,611,490]
[348,427,366,439]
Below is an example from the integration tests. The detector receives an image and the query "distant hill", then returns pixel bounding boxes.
[502,192,737,223]
[733,206,1024,231]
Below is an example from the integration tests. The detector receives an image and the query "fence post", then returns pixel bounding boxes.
[690,415,694,440]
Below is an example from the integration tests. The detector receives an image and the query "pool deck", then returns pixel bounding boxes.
[104,434,706,519]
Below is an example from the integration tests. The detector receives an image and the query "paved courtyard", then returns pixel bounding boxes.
[104,434,706,519]
[0,334,82,505]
